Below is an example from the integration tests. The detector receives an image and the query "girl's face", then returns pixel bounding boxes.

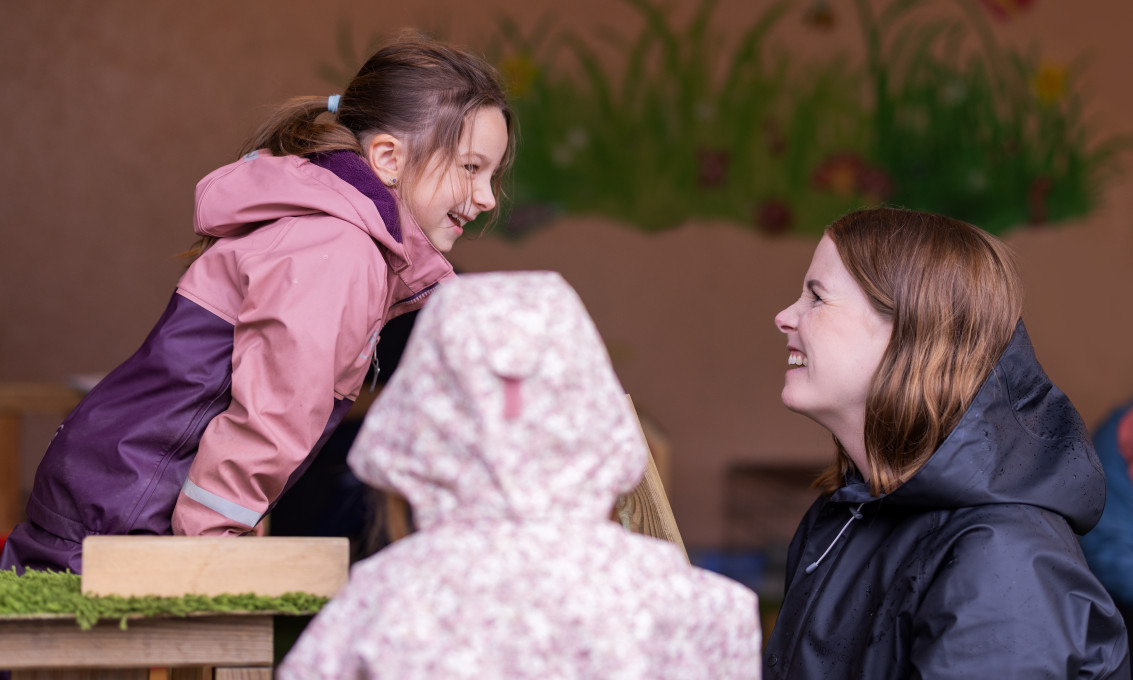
[408,106,509,253]
[774,235,892,445]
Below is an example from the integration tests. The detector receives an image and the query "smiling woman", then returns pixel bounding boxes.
[763,207,1130,679]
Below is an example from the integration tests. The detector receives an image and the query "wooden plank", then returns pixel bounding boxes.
[1,412,22,532]
[0,616,272,669]
[169,669,211,680]
[0,382,82,414]
[82,536,348,598]
[618,396,688,560]
[13,670,148,680]
[215,668,272,680]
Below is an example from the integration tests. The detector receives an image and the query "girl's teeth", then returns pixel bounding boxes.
[788,352,808,367]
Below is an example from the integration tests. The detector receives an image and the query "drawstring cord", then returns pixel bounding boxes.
[805,502,866,574]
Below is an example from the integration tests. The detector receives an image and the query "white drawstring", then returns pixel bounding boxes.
[805,502,866,574]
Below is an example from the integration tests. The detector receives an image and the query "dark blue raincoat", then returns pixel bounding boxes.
[764,323,1130,679]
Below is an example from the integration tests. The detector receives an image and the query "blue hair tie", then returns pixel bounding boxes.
[327,94,341,114]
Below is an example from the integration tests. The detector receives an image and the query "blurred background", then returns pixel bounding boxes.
[3,0,1132,606]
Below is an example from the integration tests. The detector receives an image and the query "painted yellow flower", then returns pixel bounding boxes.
[1033,64,1068,105]
[499,54,539,98]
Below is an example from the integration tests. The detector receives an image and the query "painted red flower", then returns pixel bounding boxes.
[754,198,794,234]
[811,151,893,201]
[979,0,1036,20]
[1028,176,1053,224]
[696,148,731,188]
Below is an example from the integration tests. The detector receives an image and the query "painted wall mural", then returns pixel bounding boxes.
[323,0,1127,238]
[485,0,1128,237]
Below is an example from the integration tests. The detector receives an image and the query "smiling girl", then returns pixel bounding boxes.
[2,33,515,573]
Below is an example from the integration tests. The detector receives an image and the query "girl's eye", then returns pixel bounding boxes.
[464,164,479,173]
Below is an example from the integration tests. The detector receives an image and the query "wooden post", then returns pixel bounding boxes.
[0,412,21,534]
[617,396,688,560]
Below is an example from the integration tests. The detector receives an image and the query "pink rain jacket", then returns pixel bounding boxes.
[279,271,762,679]
[1,150,455,575]
[172,151,456,535]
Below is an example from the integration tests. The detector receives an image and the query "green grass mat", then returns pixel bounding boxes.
[0,568,328,631]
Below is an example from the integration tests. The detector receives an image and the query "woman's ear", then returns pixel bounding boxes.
[364,133,405,187]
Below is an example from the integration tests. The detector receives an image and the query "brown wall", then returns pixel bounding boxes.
[3,1,1132,548]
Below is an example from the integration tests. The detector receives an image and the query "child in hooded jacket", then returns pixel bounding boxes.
[1,33,514,573]
[277,271,763,680]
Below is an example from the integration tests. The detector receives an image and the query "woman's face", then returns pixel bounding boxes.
[774,235,892,440]
[408,106,509,253]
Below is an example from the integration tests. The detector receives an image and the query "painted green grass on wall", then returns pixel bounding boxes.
[487,0,1125,236]
[320,0,1126,236]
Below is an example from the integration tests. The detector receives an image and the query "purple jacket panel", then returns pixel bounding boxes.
[23,292,353,547]
[25,293,236,542]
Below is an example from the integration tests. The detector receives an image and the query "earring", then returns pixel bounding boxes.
[386,178,398,188]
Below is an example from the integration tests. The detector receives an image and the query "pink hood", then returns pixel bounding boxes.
[348,270,648,527]
[279,272,761,679]
[195,151,392,246]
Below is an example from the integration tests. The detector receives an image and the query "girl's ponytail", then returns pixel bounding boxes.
[237,96,361,159]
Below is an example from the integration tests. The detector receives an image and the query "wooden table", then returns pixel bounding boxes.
[0,612,275,679]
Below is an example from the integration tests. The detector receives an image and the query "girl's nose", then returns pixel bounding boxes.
[473,177,496,212]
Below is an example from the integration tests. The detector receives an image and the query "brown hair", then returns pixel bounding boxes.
[185,32,515,259]
[815,207,1024,495]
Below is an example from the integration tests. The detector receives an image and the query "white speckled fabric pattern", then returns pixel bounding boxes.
[278,271,762,679]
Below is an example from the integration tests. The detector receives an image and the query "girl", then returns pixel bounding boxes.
[1,34,514,573]
[764,207,1129,678]
[277,271,762,679]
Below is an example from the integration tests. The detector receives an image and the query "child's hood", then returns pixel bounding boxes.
[192,151,403,248]
[346,272,649,529]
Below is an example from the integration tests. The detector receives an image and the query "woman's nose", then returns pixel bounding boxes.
[774,304,796,333]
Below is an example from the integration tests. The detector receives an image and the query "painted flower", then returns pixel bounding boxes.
[804,0,835,30]
[811,152,865,197]
[499,53,539,98]
[811,151,893,201]
[696,148,731,188]
[754,198,794,234]
[1033,63,1068,105]
[1028,176,1053,224]
[978,0,1036,20]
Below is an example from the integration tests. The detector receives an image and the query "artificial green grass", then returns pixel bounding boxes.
[0,568,328,631]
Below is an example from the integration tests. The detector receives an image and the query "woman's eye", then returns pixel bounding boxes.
[464,164,479,173]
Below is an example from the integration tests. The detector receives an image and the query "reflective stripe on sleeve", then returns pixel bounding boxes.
[181,478,262,528]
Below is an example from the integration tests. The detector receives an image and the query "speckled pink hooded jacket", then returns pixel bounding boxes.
[278,271,762,679]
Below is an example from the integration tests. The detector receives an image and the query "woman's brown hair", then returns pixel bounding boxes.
[185,31,515,259]
[815,207,1024,495]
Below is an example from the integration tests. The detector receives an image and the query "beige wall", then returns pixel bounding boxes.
[2,1,1131,548]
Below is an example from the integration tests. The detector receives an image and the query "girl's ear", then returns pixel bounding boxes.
[364,133,405,186]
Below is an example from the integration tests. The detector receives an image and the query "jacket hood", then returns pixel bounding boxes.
[834,321,1105,534]
[347,271,649,530]
[194,151,408,254]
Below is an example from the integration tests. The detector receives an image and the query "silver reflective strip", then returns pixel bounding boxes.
[181,478,262,528]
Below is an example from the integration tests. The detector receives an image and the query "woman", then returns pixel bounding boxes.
[764,207,1129,678]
